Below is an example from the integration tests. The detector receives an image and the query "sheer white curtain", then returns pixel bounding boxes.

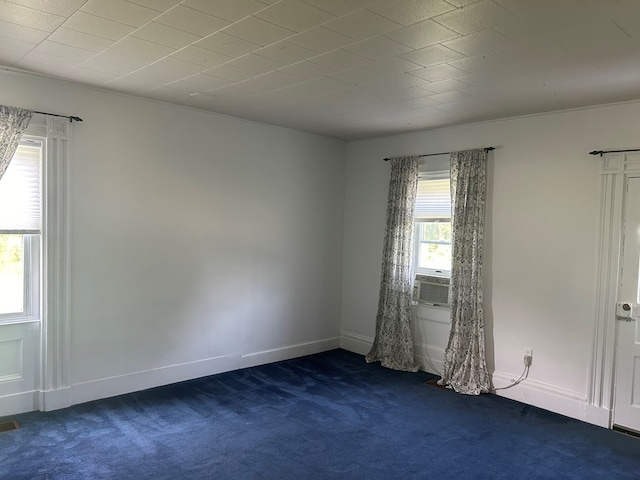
[0,105,33,181]
[439,149,490,394]
[366,156,420,372]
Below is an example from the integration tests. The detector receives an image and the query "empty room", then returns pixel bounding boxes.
[0,1,639,478]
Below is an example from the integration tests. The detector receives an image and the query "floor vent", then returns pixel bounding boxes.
[424,379,449,391]
[613,425,640,439]
[0,420,20,434]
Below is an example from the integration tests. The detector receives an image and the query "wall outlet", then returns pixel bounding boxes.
[523,348,533,366]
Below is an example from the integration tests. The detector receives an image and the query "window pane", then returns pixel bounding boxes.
[418,242,451,271]
[0,234,24,314]
[419,222,451,242]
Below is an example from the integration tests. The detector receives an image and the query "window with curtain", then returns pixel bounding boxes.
[0,138,42,319]
[414,158,451,278]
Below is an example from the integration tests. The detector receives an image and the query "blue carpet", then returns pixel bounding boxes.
[0,349,639,479]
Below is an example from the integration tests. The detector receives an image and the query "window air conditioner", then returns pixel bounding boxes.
[413,276,450,306]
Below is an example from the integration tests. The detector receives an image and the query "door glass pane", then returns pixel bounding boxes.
[0,234,24,314]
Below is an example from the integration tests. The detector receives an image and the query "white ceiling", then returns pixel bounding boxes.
[1,0,639,140]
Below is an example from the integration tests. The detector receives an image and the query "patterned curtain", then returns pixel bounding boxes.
[439,149,490,394]
[366,156,420,372]
[0,105,33,181]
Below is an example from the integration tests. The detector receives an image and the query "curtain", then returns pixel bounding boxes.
[0,105,33,181]
[439,149,490,395]
[366,156,420,372]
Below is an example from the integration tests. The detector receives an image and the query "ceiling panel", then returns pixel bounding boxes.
[255,41,316,64]
[133,22,202,49]
[47,27,114,52]
[62,11,135,40]
[221,15,295,46]
[184,0,269,22]
[1,1,640,140]
[255,0,335,32]
[79,0,158,27]
[322,9,400,40]
[155,5,230,36]
[385,19,460,49]
[367,0,455,26]
[287,26,356,53]
[196,32,259,57]
[0,17,51,43]
[0,1,66,31]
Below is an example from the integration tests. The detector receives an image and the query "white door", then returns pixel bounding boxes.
[613,176,640,432]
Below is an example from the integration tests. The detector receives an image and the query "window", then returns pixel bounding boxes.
[0,139,42,321]
[414,166,451,278]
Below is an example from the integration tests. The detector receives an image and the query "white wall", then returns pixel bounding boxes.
[0,69,345,407]
[340,101,640,424]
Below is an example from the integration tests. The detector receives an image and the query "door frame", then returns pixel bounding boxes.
[589,152,640,428]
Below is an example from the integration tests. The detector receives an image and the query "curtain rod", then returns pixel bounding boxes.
[383,147,494,161]
[589,148,640,157]
[33,110,83,123]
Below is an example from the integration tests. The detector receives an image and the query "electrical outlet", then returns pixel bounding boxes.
[523,348,533,367]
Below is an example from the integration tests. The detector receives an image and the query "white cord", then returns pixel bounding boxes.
[492,365,529,391]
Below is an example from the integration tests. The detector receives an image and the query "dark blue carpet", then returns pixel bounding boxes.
[1,349,638,479]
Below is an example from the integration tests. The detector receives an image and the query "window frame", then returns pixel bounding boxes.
[413,159,452,279]
[414,218,452,278]
[0,137,43,325]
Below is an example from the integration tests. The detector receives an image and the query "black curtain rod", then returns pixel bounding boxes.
[383,147,494,161]
[589,148,640,157]
[33,110,83,123]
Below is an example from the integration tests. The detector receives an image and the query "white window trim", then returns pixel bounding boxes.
[0,234,41,324]
[23,114,72,411]
[0,136,44,325]
[413,220,452,278]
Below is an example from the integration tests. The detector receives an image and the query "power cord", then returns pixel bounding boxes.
[492,353,531,392]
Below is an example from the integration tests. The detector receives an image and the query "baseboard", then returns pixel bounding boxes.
[584,403,612,428]
[68,338,340,409]
[0,390,37,418]
[70,354,242,407]
[414,342,444,376]
[240,337,341,368]
[340,332,444,376]
[491,370,590,423]
[340,331,373,355]
[38,387,72,412]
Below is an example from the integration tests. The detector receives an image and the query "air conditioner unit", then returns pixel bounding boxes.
[413,276,450,306]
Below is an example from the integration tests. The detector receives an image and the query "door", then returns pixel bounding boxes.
[613,176,640,432]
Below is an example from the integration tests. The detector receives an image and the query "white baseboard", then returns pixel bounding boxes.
[241,337,340,368]
[340,332,608,428]
[414,342,444,376]
[340,331,373,355]
[0,390,37,418]
[39,387,71,412]
[584,403,611,428]
[68,337,340,409]
[491,370,592,423]
[70,354,241,407]
[340,332,445,376]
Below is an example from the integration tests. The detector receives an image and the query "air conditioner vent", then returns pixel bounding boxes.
[413,275,450,305]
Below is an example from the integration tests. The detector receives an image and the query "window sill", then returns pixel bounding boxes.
[0,317,41,326]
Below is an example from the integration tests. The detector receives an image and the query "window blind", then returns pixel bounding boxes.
[414,174,451,220]
[0,141,42,234]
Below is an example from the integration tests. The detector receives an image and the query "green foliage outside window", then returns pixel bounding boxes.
[0,234,24,314]
[417,222,452,272]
